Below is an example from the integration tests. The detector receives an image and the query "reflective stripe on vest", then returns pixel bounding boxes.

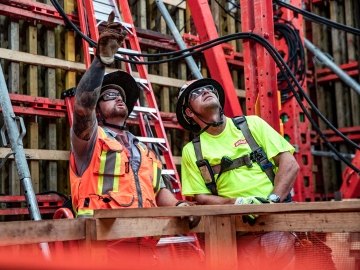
[70,127,161,215]
[153,161,161,193]
[138,142,161,194]
[77,209,94,217]
[97,149,121,194]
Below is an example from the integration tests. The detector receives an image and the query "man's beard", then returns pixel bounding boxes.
[109,106,128,119]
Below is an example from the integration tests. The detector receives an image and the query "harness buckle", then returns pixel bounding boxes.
[196,159,215,184]
[250,147,273,171]
[221,156,233,170]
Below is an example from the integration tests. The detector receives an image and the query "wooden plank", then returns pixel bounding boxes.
[0,148,70,161]
[311,3,337,196]
[204,215,220,269]
[0,212,358,248]
[64,0,76,89]
[54,22,68,195]
[0,148,180,164]
[7,20,20,195]
[345,0,360,126]
[45,23,58,191]
[235,212,360,233]
[330,1,350,175]
[136,0,147,29]
[0,219,86,246]
[172,6,188,156]
[0,48,246,96]
[93,217,192,240]
[162,0,185,9]
[159,13,171,113]
[0,47,85,71]
[204,216,237,270]
[91,212,360,241]
[94,201,360,218]
[27,23,39,193]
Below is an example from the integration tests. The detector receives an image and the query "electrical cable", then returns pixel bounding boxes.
[50,0,359,171]
[274,21,306,103]
[213,0,306,103]
[249,34,360,172]
[274,0,360,36]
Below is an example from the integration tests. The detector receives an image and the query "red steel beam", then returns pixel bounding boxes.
[187,0,242,117]
[8,93,67,118]
[316,61,359,83]
[0,0,78,27]
[341,150,360,198]
[240,0,280,131]
[1,94,182,129]
[311,126,360,144]
[276,0,314,201]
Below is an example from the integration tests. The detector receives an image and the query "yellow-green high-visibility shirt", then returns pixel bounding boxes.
[181,116,295,198]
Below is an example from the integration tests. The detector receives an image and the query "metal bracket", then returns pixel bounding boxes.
[0,124,8,146]
[15,116,27,144]
[0,151,15,170]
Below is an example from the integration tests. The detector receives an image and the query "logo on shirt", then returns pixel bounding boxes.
[234,139,247,147]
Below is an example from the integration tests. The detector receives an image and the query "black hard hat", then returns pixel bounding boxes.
[176,78,225,132]
[99,71,140,115]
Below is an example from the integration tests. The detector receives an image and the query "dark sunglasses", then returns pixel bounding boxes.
[189,85,217,101]
[100,91,123,102]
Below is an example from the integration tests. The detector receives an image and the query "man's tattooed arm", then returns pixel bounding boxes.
[73,58,105,140]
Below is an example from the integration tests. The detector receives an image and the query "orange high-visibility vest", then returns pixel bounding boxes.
[69,127,162,216]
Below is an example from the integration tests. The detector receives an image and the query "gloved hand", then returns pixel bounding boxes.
[234,196,270,205]
[234,196,270,225]
[176,200,201,229]
[96,11,127,65]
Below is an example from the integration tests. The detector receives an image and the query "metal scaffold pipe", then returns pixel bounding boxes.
[155,0,203,80]
[304,38,360,96]
[0,64,50,258]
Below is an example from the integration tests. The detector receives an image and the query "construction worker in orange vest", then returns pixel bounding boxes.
[70,11,199,218]
[69,13,200,264]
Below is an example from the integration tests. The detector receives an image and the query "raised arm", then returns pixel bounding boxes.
[73,11,127,141]
[73,58,104,141]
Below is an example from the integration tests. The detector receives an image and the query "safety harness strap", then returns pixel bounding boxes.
[212,155,253,175]
[192,116,277,195]
[232,116,275,183]
[192,136,218,195]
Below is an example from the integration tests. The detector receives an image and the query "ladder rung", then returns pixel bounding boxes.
[93,1,117,21]
[134,78,149,85]
[88,47,139,56]
[137,137,166,144]
[132,106,157,114]
[93,1,133,28]
[129,106,158,119]
[161,169,175,175]
[117,48,141,55]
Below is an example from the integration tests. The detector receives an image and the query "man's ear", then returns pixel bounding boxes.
[96,107,103,122]
[185,107,193,118]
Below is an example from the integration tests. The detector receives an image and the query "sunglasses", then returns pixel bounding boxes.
[100,91,123,102]
[189,85,217,101]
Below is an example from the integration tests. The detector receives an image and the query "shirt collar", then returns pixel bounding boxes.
[102,126,139,145]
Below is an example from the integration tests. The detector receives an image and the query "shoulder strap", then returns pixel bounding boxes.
[232,116,275,184]
[192,136,218,195]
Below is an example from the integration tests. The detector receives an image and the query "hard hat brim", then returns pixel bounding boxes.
[176,78,225,132]
[100,71,140,115]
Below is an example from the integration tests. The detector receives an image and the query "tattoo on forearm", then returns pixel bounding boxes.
[73,58,104,138]
[73,113,96,140]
